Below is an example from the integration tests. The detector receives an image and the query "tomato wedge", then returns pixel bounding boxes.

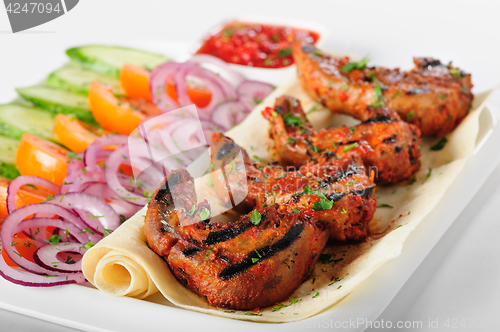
[88,81,145,135]
[16,133,69,186]
[120,64,153,101]
[54,114,99,153]
[119,64,212,108]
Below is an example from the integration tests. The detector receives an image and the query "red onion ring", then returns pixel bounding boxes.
[33,242,86,273]
[51,193,120,231]
[0,253,85,287]
[149,61,182,113]
[104,146,147,206]
[7,176,60,213]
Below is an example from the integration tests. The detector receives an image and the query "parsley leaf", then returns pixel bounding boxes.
[199,208,210,221]
[377,204,393,208]
[278,48,292,57]
[250,209,262,225]
[341,56,370,73]
[44,234,61,245]
[272,298,299,312]
[283,113,303,127]
[342,142,359,153]
[430,137,448,151]
[312,199,333,211]
[422,168,432,184]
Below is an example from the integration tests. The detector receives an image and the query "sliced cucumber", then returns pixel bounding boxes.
[0,135,20,164]
[16,86,95,124]
[66,45,168,77]
[0,104,58,142]
[47,63,124,96]
[0,162,21,180]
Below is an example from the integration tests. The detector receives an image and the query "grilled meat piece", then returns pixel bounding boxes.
[262,95,421,184]
[145,169,329,310]
[210,133,377,241]
[293,41,473,136]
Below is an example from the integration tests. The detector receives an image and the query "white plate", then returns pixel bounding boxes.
[0,37,499,332]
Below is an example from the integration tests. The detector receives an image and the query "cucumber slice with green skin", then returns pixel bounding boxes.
[47,64,124,96]
[16,86,96,125]
[0,162,21,180]
[0,104,58,142]
[0,135,20,164]
[66,45,168,77]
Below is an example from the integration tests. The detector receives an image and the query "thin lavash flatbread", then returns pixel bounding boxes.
[82,80,496,322]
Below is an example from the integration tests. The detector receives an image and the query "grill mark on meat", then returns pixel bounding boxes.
[218,223,305,280]
[363,115,394,124]
[203,222,254,245]
[182,247,203,257]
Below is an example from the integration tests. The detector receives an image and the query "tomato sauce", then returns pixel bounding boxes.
[196,21,320,68]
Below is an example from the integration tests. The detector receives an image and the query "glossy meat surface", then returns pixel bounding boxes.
[293,41,473,136]
[262,95,421,184]
[145,169,329,310]
[210,133,377,241]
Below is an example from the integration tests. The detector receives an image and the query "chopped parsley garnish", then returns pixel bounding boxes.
[391,90,400,99]
[430,137,448,151]
[253,155,263,163]
[377,204,393,208]
[422,168,432,184]
[436,93,448,100]
[83,242,94,250]
[406,110,416,120]
[186,204,196,216]
[313,199,333,211]
[283,113,303,127]
[408,175,416,185]
[251,258,259,263]
[394,225,403,230]
[293,208,300,213]
[342,142,358,153]
[313,49,323,56]
[312,292,320,298]
[278,48,292,57]
[372,84,385,107]
[328,277,343,286]
[341,207,347,214]
[245,312,262,316]
[302,185,333,211]
[44,234,61,245]
[42,195,55,203]
[341,56,370,73]
[337,285,342,289]
[199,208,210,221]
[65,256,76,264]
[79,227,95,235]
[143,189,153,198]
[272,298,299,312]
[250,209,262,225]
[206,249,215,257]
[67,151,77,161]
[449,68,462,79]
[103,228,113,237]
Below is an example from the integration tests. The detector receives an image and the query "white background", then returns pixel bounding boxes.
[1,1,500,331]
